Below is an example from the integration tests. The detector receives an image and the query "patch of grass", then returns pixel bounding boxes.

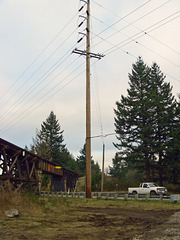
[51,197,180,211]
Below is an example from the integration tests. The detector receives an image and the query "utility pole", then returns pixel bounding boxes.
[86,0,91,198]
[101,143,105,192]
[73,0,104,198]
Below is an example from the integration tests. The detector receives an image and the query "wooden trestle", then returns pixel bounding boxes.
[0,138,78,193]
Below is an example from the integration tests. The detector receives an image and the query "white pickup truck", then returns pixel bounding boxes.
[128,182,167,195]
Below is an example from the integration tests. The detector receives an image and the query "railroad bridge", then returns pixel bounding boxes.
[0,138,79,193]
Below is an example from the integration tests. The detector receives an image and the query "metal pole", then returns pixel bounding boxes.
[101,144,105,192]
[86,0,91,198]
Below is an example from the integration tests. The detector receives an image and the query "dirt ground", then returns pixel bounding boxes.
[0,199,179,240]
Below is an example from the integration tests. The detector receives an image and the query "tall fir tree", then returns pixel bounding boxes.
[165,101,180,184]
[31,111,66,164]
[76,144,86,174]
[149,63,177,184]
[113,57,178,184]
[76,143,101,190]
[114,57,154,180]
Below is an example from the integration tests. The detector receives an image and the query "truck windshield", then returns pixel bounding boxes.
[149,183,158,187]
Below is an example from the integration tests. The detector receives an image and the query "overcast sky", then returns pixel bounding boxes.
[0,0,180,170]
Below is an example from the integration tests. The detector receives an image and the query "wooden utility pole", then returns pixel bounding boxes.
[101,144,105,192]
[73,0,104,198]
[86,0,91,198]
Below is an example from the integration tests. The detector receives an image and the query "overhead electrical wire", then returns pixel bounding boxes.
[0,51,80,124]
[91,0,172,45]
[90,10,180,73]
[0,27,79,113]
[0,0,163,131]
[90,0,180,81]
[0,58,86,134]
[91,16,180,82]
[91,0,174,51]
[77,0,154,51]
[0,11,79,102]
[103,12,180,68]
[92,0,153,36]
[0,42,78,121]
[101,1,180,57]
[1,1,179,134]
[90,21,104,143]
[92,13,180,57]
[0,55,102,134]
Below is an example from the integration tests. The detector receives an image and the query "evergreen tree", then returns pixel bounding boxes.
[31,111,66,164]
[166,101,180,183]
[76,144,101,190]
[149,63,177,184]
[91,159,101,191]
[113,57,177,184]
[114,57,154,180]
[76,144,86,174]
[109,153,127,179]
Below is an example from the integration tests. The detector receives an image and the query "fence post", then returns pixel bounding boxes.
[160,194,163,202]
[124,194,128,200]
[114,193,117,200]
[134,194,138,201]
[97,192,101,199]
[146,194,150,201]
[106,193,109,200]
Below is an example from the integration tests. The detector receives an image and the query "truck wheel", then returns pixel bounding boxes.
[132,191,137,195]
[150,191,157,196]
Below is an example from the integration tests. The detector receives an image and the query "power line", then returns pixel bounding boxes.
[104,12,180,67]
[92,0,153,35]
[92,12,180,57]
[91,0,172,46]
[0,51,80,124]
[0,59,86,134]
[0,28,78,112]
[91,19,104,143]
[93,11,180,68]
[0,12,79,102]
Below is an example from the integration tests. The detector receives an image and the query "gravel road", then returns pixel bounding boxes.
[133,211,180,240]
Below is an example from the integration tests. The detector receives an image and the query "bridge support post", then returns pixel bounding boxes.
[36,169,42,194]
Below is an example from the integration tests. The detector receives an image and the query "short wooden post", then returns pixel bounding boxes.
[160,194,163,202]
[124,194,128,200]
[106,193,109,200]
[114,193,117,200]
[146,194,150,201]
[97,192,101,199]
[134,194,138,200]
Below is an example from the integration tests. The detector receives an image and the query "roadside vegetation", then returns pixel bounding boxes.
[0,187,180,240]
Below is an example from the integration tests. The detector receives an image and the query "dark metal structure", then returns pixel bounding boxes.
[0,138,78,193]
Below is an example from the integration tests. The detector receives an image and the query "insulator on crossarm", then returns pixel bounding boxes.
[80,0,87,3]
[77,37,83,43]
[78,21,84,28]
[79,6,84,12]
